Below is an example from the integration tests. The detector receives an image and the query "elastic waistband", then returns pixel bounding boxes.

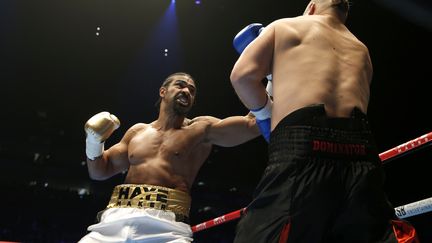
[269,105,379,164]
[107,184,191,223]
[274,104,369,131]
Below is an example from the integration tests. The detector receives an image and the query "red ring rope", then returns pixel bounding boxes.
[379,131,432,162]
[192,131,432,233]
[192,208,246,233]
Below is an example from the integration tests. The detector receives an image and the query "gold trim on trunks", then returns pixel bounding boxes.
[107,184,191,218]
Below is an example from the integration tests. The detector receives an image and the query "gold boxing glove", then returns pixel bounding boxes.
[84,111,120,160]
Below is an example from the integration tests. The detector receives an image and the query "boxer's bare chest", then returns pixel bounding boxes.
[128,124,209,165]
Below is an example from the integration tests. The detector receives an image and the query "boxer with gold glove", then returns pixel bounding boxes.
[84,111,120,160]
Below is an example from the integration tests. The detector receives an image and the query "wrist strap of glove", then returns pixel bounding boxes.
[86,138,104,160]
[250,94,272,120]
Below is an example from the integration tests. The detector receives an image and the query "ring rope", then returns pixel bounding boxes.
[395,197,432,219]
[192,208,246,233]
[191,131,432,233]
[379,131,432,163]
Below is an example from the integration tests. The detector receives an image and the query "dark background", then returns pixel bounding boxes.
[0,0,431,242]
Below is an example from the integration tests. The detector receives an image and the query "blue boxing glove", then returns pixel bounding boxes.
[233,23,264,54]
[250,94,272,143]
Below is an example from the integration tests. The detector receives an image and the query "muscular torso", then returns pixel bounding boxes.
[123,121,212,193]
[271,15,373,129]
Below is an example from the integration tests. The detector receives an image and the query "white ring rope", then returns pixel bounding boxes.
[395,197,432,219]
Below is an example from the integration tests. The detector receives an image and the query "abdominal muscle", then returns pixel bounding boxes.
[124,160,192,193]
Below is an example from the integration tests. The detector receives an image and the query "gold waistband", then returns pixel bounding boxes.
[107,184,191,218]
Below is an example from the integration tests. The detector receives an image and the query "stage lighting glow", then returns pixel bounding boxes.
[195,0,201,4]
[77,188,90,196]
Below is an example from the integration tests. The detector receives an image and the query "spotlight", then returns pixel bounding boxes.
[77,188,90,196]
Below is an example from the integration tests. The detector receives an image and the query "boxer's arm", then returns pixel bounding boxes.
[230,24,275,110]
[86,125,138,180]
[86,142,129,180]
[193,114,260,147]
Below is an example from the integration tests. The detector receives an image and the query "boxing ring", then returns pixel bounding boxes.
[191,131,432,233]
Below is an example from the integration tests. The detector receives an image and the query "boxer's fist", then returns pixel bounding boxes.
[233,23,264,54]
[85,112,120,160]
[85,112,120,142]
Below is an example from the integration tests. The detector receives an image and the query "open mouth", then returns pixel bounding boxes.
[176,93,190,106]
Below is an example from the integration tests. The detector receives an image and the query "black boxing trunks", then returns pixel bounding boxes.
[234,104,418,243]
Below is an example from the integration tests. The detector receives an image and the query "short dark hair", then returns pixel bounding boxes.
[334,0,350,14]
[161,72,195,89]
[155,72,196,108]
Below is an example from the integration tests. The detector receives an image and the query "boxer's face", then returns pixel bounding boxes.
[165,75,196,115]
